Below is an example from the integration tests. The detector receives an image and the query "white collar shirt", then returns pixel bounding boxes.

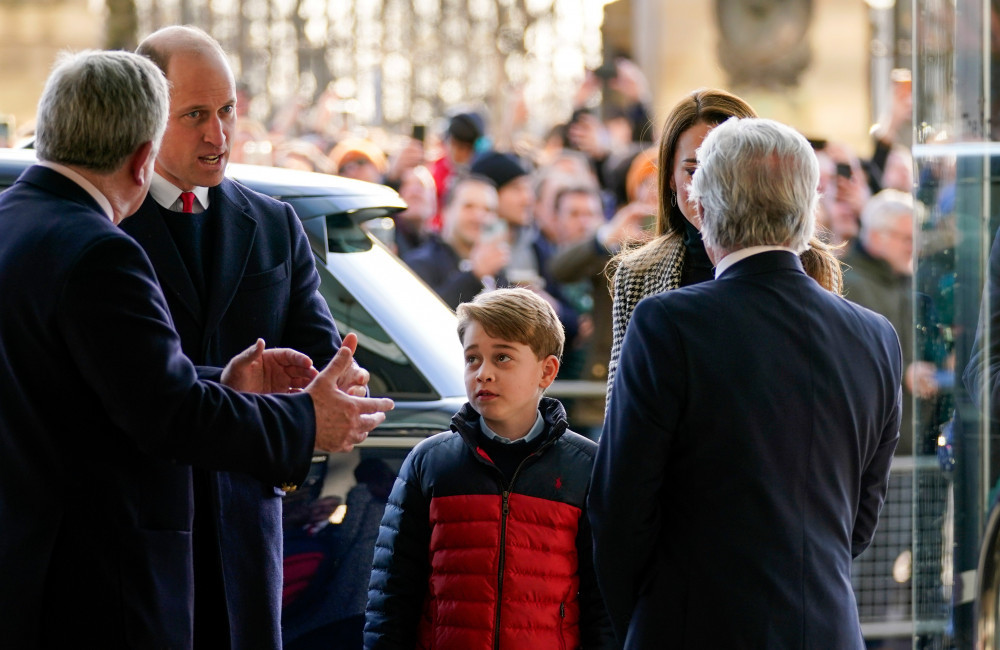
[714,245,798,279]
[149,173,210,213]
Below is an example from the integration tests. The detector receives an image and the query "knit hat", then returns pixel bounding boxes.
[328,137,388,175]
[470,151,529,190]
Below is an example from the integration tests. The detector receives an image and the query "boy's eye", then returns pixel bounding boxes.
[496,354,511,363]
[465,355,480,365]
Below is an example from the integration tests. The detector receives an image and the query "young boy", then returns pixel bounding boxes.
[364,287,613,649]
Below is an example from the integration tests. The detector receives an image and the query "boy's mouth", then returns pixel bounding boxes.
[476,390,498,399]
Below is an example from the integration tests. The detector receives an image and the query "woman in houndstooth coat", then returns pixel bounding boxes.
[606,89,842,406]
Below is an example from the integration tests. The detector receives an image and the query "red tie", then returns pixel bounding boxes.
[180,191,196,214]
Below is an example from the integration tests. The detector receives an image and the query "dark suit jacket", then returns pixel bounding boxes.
[122,180,341,649]
[0,165,317,648]
[589,251,901,649]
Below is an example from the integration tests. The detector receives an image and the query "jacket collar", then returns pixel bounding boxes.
[451,396,569,452]
[18,164,107,218]
[716,249,804,281]
[122,178,258,335]
[714,245,798,278]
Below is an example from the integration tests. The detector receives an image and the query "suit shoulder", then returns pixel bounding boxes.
[224,177,293,215]
[838,293,898,334]
[631,278,709,315]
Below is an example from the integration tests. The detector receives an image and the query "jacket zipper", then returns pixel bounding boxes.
[494,488,511,650]
[491,439,558,649]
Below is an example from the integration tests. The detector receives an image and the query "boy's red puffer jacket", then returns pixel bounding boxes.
[365,398,614,650]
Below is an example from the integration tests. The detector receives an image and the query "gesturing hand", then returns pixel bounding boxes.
[336,332,371,397]
[306,340,394,453]
[221,338,319,394]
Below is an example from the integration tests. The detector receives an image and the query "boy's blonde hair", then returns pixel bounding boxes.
[456,288,565,360]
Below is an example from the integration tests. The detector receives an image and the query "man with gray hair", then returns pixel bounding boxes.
[843,189,936,455]
[590,117,901,648]
[0,50,392,648]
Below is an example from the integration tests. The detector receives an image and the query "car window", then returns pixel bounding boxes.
[314,263,438,399]
[281,441,421,636]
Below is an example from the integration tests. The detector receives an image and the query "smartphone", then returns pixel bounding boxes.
[411,124,425,143]
[480,218,508,243]
[835,162,852,179]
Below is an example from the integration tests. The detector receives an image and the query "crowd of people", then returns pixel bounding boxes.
[0,21,933,650]
[232,58,926,444]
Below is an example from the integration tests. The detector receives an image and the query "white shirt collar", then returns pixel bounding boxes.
[714,245,798,279]
[149,172,211,213]
[36,161,114,222]
[480,410,545,444]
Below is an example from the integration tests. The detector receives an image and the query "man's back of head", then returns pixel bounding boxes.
[690,117,818,258]
[35,50,168,175]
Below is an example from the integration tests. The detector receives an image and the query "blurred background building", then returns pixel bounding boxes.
[0,0,906,154]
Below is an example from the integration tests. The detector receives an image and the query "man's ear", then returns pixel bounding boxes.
[129,141,155,186]
[539,354,560,389]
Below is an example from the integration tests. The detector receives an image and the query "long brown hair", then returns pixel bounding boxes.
[656,89,757,236]
[611,88,844,293]
[609,89,758,278]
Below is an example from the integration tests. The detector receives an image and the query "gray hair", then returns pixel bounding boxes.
[691,117,818,254]
[860,188,913,246]
[35,50,169,174]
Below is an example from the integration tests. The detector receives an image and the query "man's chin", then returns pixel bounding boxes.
[195,169,227,188]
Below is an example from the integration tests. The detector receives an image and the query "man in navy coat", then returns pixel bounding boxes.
[589,118,902,649]
[0,50,392,648]
[120,26,357,649]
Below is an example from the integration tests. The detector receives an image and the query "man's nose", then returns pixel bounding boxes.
[203,116,226,146]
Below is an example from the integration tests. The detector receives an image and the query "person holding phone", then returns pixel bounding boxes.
[402,174,510,308]
[815,139,871,252]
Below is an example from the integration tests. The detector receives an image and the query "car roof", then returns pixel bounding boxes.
[0,148,38,183]
[227,162,407,219]
[0,149,408,218]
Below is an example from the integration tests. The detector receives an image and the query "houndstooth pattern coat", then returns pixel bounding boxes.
[606,232,686,407]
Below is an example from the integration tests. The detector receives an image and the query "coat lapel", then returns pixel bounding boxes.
[123,194,203,323]
[203,179,257,344]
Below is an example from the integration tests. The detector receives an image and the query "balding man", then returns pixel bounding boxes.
[0,50,391,648]
[122,26,363,648]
